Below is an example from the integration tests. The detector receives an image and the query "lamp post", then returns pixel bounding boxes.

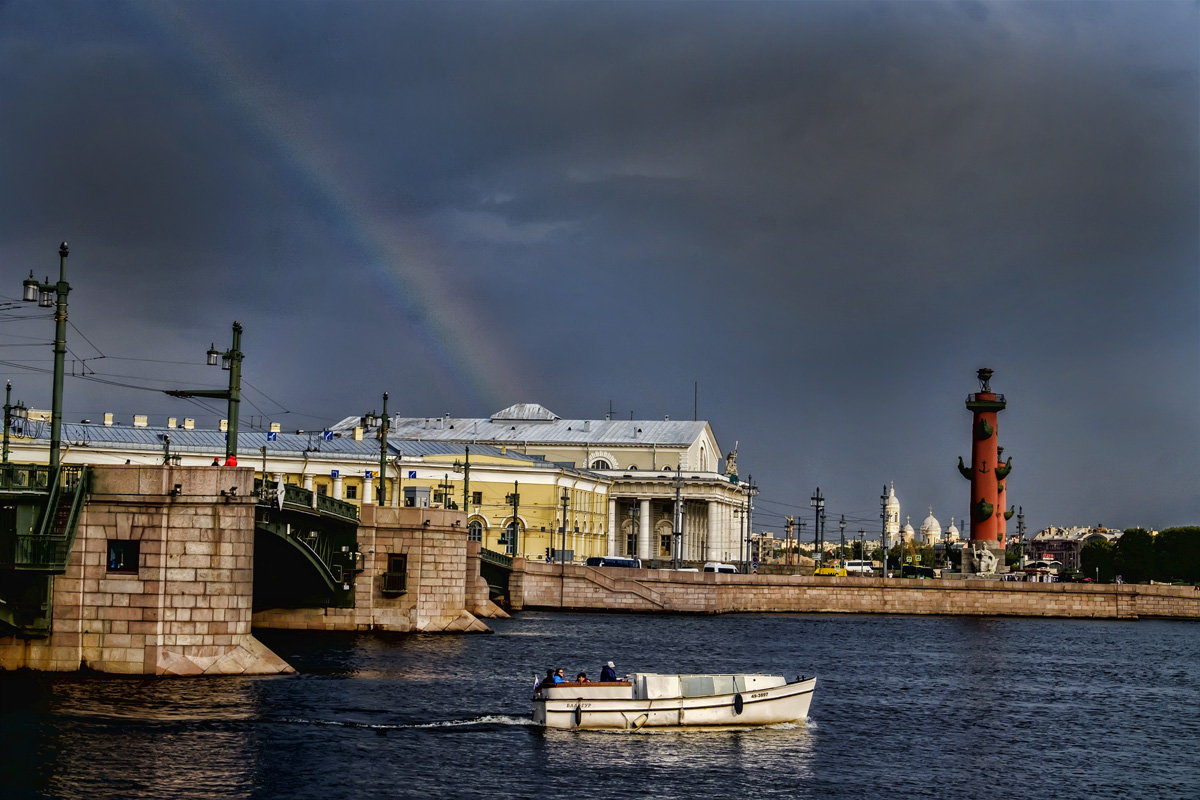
[453,445,470,516]
[3,382,28,467]
[21,242,71,470]
[672,466,683,569]
[166,322,243,465]
[377,392,389,506]
[880,485,889,578]
[560,488,570,565]
[810,487,824,569]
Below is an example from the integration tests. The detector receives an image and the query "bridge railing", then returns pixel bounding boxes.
[254,478,359,523]
[479,547,513,570]
[0,463,53,492]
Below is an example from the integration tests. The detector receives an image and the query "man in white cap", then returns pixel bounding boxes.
[600,661,618,682]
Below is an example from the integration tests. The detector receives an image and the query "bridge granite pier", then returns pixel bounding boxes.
[0,465,504,675]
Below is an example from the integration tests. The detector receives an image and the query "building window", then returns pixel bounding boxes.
[346,485,358,499]
[468,520,483,542]
[382,553,407,595]
[472,491,483,505]
[591,459,611,470]
[316,484,328,496]
[107,540,139,574]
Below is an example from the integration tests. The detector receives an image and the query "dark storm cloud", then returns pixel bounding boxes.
[0,0,1195,532]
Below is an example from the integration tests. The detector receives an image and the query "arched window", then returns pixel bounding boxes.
[467,520,483,542]
[591,459,611,470]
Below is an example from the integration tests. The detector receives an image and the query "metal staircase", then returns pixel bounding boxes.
[0,465,90,637]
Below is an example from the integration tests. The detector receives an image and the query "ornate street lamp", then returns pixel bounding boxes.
[20,243,71,470]
[166,322,243,464]
[3,381,29,466]
[560,488,570,566]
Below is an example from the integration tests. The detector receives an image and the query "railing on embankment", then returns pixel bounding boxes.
[509,560,1200,621]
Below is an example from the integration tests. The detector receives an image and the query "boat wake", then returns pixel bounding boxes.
[274,714,536,732]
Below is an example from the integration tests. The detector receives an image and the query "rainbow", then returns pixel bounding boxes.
[139,3,530,411]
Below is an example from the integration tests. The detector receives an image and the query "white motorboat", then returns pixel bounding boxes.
[532,672,816,730]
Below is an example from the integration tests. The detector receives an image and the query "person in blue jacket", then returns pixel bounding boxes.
[600,661,618,682]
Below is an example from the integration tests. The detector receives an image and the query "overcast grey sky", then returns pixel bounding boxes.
[1,0,1196,537]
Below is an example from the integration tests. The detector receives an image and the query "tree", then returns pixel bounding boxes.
[1080,538,1115,583]
[1115,528,1155,583]
[1153,527,1200,583]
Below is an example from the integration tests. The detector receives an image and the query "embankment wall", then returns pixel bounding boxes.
[510,561,1200,620]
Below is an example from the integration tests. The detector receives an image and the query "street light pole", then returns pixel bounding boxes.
[560,488,570,566]
[672,466,683,569]
[880,485,889,578]
[21,243,71,470]
[168,322,243,465]
[2,382,26,467]
[810,487,824,569]
[378,392,389,506]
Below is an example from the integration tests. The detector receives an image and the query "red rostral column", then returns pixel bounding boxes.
[957,368,1010,545]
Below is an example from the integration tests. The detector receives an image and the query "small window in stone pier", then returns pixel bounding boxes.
[106,540,140,574]
[382,553,407,596]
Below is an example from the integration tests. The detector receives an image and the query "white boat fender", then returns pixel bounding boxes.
[631,713,648,730]
[733,693,744,715]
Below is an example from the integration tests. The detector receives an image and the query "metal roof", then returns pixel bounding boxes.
[19,420,544,463]
[328,406,713,448]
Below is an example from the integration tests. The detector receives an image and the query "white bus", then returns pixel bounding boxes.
[844,560,874,576]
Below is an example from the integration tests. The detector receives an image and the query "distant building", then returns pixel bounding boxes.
[335,403,751,564]
[1029,526,1124,571]
[919,508,943,545]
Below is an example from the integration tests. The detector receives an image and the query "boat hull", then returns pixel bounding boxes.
[532,674,815,730]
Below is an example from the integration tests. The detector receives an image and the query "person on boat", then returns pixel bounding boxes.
[575,672,590,683]
[553,668,566,684]
[600,661,618,682]
[537,669,556,690]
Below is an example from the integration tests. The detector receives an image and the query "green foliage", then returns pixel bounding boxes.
[1154,527,1200,583]
[1080,538,1115,583]
[1115,528,1155,583]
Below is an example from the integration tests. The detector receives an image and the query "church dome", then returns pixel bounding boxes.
[920,507,942,543]
[945,517,960,543]
[901,516,915,543]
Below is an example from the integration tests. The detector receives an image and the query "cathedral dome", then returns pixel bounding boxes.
[945,517,960,543]
[920,507,942,544]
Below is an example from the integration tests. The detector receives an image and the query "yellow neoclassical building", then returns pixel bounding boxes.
[8,402,751,564]
[334,403,752,564]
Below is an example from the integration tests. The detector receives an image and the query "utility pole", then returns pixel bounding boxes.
[1016,506,1026,567]
[3,382,28,467]
[166,321,243,465]
[784,515,794,568]
[508,480,519,556]
[880,485,889,578]
[455,445,470,516]
[378,392,389,506]
[746,475,757,572]
[810,487,825,568]
[839,514,846,562]
[21,244,72,470]
[672,466,683,569]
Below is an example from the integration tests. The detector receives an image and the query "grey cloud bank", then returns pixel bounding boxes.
[0,0,1195,536]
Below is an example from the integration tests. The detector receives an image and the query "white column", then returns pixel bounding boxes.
[607,498,617,556]
[363,471,374,505]
[332,475,343,500]
[638,498,651,560]
[302,473,314,491]
[707,500,720,561]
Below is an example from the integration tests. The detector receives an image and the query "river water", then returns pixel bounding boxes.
[2,612,1198,799]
